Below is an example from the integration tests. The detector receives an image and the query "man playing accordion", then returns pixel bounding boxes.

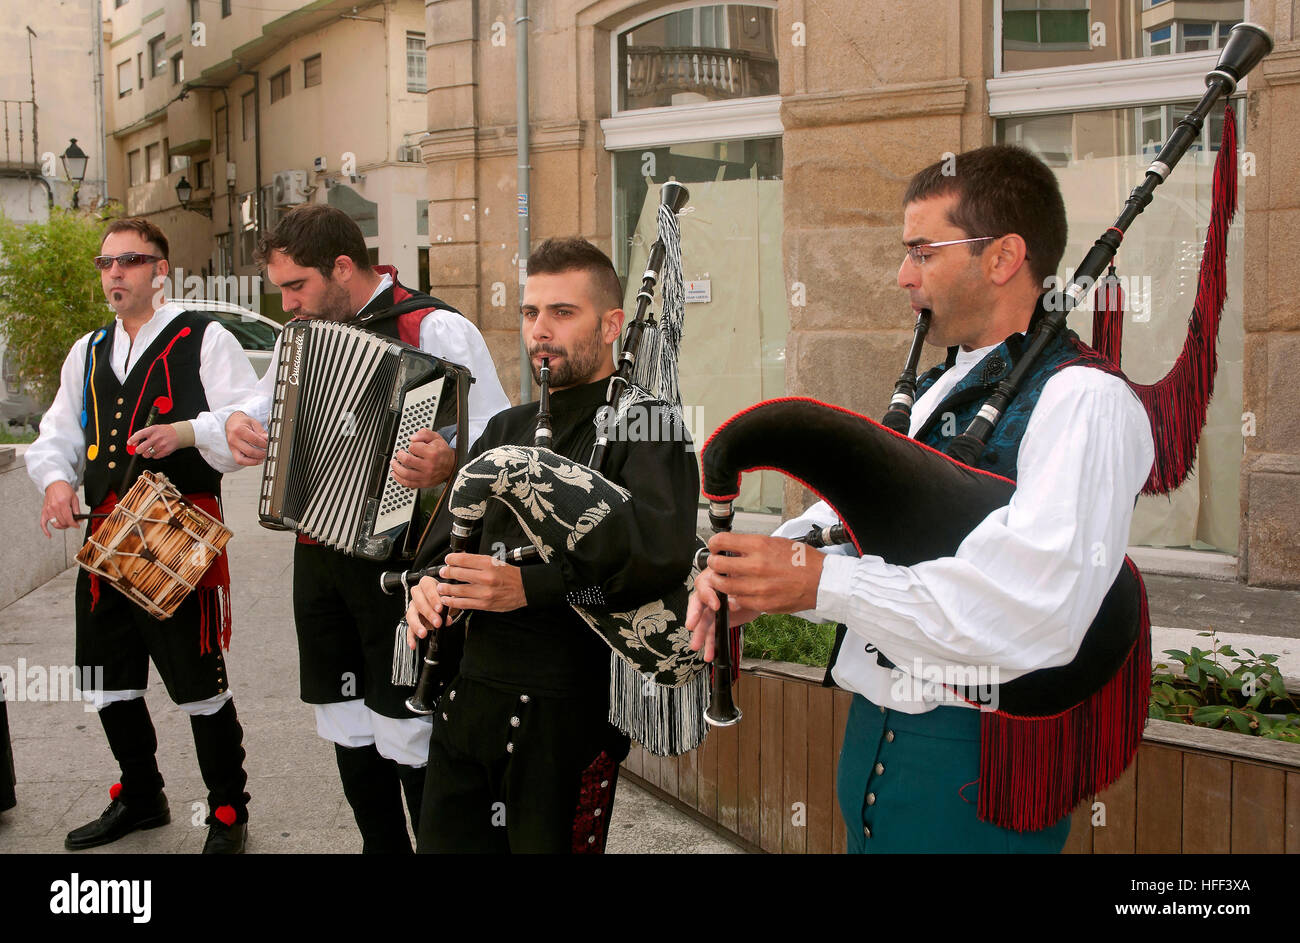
[688,146,1156,853]
[225,205,509,852]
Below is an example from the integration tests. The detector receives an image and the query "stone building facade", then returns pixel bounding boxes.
[421,0,1299,587]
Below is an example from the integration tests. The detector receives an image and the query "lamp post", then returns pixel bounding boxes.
[60,138,88,209]
[176,175,212,217]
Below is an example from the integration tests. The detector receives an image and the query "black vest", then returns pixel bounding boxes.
[81,311,221,507]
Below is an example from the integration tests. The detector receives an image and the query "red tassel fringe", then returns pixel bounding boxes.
[977,560,1151,832]
[1138,105,1236,495]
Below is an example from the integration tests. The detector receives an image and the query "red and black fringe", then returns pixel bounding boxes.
[1089,103,1238,497]
[977,559,1152,832]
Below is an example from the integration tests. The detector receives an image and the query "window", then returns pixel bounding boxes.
[617,4,778,111]
[115,0,127,7]
[215,232,232,276]
[149,35,166,78]
[1148,25,1172,57]
[137,53,144,89]
[304,54,321,88]
[195,159,211,190]
[239,191,257,266]
[117,60,132,98]
[1002,0,1089,50]
[608,4,784,512]
[1145,19,1240,57]
[221,0,231,17]
[145,143,161,181]
[172,52,184,85]
[269,68,290,103]
[406,33,426,92]
[242,91,255,142]
[168,139,190,174]
[190,0,200,24]
[214,107,227,153]
[127,149,143,187]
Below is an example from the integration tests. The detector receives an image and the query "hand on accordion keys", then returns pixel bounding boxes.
[390,428,456,490]
[225,411,268,466]
[686,533,825,660]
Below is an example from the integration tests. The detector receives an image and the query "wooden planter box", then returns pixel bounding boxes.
[621,658,1300,853]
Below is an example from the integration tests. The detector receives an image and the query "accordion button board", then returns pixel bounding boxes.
[258,319,467,561]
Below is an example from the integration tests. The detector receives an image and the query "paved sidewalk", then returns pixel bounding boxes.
[0,470,743,854]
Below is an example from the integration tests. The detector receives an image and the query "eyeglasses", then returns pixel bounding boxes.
[93,253,162,271]
[903,236,997,266]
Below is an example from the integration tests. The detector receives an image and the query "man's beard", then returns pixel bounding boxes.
[530,323,606,388]
[304,279,353,321]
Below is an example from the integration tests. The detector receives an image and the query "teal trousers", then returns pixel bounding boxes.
[837,694,1071,853]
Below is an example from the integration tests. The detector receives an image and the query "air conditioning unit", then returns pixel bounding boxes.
[397,144,421,163]
[272,169,309,206]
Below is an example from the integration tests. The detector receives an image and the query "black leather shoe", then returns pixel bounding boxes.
[65,792,170,851]
[202,820,247,854]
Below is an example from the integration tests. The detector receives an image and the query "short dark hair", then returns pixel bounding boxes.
[903,145,1066,285]
[526,237,623,311]
[254,203,371,278]
[101,216,169,262]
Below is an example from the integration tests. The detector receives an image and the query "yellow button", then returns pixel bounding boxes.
[866,793,876,806]
[108,461,116,469]
[874,762,885,776]
[885,730,895,743]
[110,429,117,436]
[108,445,116,453]
[863,825,872,838]
[114,411,122,419]
[116,398,124,405]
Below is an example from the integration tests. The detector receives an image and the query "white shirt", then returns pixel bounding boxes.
[774,345,1155,714]
[26,302,260,492]
[241,274,510,448]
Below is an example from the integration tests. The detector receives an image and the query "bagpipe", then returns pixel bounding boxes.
[385,181,714,756]
[697,24,1272,831]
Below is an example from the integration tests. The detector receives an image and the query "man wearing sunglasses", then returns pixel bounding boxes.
[687,146,1155,853]
[26,217,260,853]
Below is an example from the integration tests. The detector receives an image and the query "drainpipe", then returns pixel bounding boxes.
[516,0,532,403]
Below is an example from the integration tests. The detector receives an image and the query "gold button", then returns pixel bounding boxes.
[116,397,124,405]
[879,705,886,715]
[108,445,116,452]
[110,429,117,436]
[874,762,885,776]
[114,411,122,419]
[863,825,872,838]
[885,730,895,743]
[108,461,116,469]
[866,793,876,806]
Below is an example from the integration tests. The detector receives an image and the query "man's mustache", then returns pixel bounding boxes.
[529,345,566,358]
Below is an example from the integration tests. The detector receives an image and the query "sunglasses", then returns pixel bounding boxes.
[93,253,162,271]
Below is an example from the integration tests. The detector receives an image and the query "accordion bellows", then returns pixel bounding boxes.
[259,319,469,560]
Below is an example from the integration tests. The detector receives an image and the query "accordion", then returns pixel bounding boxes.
[258,319,471,561]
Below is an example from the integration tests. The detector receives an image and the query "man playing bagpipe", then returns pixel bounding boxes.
[403,236,701,853]
[29,217,259,853]
[688,146,1157,853]
[224,205,510,853]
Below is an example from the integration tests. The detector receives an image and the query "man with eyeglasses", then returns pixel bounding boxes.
[26,217,260,853]
[687,145,1154,853]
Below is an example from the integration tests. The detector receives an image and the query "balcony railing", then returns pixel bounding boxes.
[0,100,39,172]
[625,46,777,106]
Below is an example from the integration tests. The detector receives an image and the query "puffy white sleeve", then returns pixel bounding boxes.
[25,334,93,493]
[814,366,1155,681]
[193,323,265,473]
[417,310,511,447]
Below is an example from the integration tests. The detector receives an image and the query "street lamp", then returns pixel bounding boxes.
[176,175,212,217]
[61,138,88,209]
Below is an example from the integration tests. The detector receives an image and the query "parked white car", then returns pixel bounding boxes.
[163,298,283,378]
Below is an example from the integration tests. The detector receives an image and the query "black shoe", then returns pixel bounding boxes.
[202,820,247,854]
[65,792,170,851]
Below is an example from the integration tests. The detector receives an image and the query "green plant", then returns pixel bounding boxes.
[742,613,836,667]
[0,206,120,403]
[1149,631,1300,743]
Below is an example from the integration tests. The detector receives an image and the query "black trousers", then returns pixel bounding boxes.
[75,569,228,703]
[293,541,411,718]
[417,676,629,853]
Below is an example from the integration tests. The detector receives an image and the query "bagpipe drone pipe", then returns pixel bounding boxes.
[699,23,1272,831]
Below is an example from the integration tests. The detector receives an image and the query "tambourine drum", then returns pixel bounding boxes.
[75,470,231,620]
